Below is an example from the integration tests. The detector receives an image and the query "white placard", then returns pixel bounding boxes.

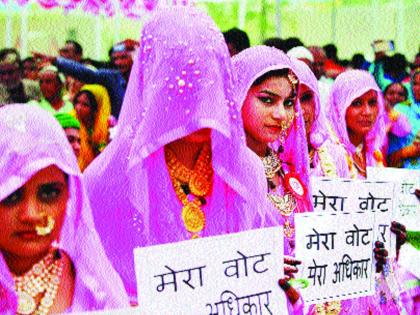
[295,212,376,304]
[310,177,396,256]
[367,167,420,278]
[72,307,140,314]
[367,167,420,229]
[134,227,286,314]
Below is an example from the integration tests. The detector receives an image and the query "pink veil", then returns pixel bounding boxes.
[84,7,272,301]
[0,104,129,312]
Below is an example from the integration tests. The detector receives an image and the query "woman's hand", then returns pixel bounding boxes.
[374,241,388,273]
[284,255,301,281]
[278,278,300,305]
[391,221,407,259]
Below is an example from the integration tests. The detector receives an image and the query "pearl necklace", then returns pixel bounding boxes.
[13,249,63,315]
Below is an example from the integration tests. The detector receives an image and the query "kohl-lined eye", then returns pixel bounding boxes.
[284,98,296,108]
[258,96,274,104]
[38,183,63,202]
[351,99,362,107]
[1,188,23,206]
[368,98,378,107]
[300,92,313,103]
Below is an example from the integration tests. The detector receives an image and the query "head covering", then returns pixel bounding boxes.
[39,65,65,84]
[327,70,386,167]
[290,58,350,178]
[287,46,314,63]
[76,84,111,171]
[232,45,312,213]
[0,105,128,312]
[55,112,81,130]
[84,7,270,301]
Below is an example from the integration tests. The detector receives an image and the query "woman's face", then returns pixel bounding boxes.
[345,89,379,138]
[242,75,296,145]
[413,73,420,102]
[299,84,316,138]
[0,165,68,261]
[75,92,94,125]
[384,83,406,108]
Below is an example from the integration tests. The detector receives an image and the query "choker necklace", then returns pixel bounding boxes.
[165,145,213,239]
[261,149,297,238]
[13,248,63,315]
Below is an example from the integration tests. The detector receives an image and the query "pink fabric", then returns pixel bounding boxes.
[290,58,350,178]
[84,7,272,302]
[326,70,387,168]
[0,104,129,311]
[232,46,313,215]
[232,45,309,315]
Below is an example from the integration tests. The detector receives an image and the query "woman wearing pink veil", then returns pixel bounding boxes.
[326,70,386,178]
[291,58,349,178]
[84,7,273,304]
[232,46,313,314]
[0,105,128,314]
[323,70,417,314]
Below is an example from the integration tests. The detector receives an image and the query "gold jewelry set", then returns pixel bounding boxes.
[314,301,342,315]
[262,149,297,238]
[165,145,213,239]
[13,249,63,315]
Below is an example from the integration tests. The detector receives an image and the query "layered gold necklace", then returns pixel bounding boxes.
[261,149,297,238]
[165,145,213,239]
[13,249,63,315]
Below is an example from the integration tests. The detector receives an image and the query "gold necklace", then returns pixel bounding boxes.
[13,249,63,315]
[314,301,342,315]
[261,149,282,179]
[165,145,213,239]
[352,146,367,177]
[261,149,297,238]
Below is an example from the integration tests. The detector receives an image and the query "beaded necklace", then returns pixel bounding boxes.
[13,248,63,315]
[261,149,297,238]
[165,144,213,239]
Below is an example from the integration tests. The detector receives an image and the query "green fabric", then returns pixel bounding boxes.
[29,98,75,115]
[406,230,420,250]
[55,113,80,130]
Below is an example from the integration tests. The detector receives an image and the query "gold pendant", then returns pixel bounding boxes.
[182,202,206,233]
[16,291,37,315]
[283,219,295,238]
[189,172,211,197]
[267,193,296,217]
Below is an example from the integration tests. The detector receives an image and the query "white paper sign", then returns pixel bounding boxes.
[134,227,286,315]
[295,212,376,304]
[310,177,396,256]
[72,308,140,315]
[367,167,420,229]
[367,167,420,278]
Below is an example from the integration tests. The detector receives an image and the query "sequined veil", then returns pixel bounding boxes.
[0,105,129,313]
[84,7,273,302]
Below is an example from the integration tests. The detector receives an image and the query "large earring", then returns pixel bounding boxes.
[277,112,294,154]
[35,212,55,236]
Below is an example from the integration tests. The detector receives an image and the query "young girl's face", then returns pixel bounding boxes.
[345,89,379,138]
[242,75,296,146]
[0,165,68,262]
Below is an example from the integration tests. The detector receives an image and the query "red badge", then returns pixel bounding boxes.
[284,173,306,199]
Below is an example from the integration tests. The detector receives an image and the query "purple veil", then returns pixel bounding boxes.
[0,105,129,312]
[290,58,350,178]
[84,7,271,302]
[326,70,386,168]
[232,46,312,213]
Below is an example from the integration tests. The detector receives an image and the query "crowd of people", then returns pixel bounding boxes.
[0,5,419,315]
